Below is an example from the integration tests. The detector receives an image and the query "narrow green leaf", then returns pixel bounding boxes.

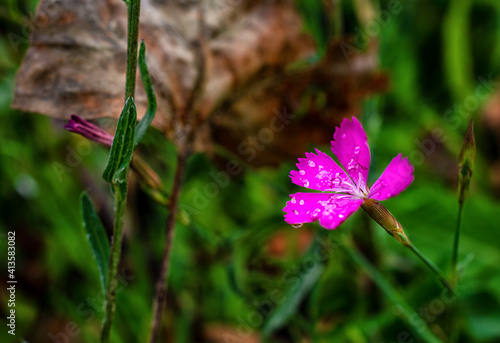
[80,191,110,295]
[262,247,324,338]
[103,97,137,184]
[134,41,157,147]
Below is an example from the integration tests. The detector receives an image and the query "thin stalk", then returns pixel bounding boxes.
[361,201,454,294]
[100,1,141,340]
[343,239,442,343]
[148,152,187,343]
[148,3,204,341]
[451,202,464,278]
[125,0,141,99]
[101,185,128,343]
[405,240,454,294]
[450,203,465,343]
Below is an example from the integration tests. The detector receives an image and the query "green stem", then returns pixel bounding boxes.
[125,0,141,99]
[406,241,454,294]
[449,202,465,343]
[343,239,442,343]
[101,184,128,343]
[451,202,464,279]
[100,1,141,340]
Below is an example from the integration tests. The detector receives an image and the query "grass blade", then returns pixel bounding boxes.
[262,235,326,339]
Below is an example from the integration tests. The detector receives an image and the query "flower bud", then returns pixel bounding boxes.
[65,115,164,193]
[361,198,411,246]
[458,119,476,205]
[64,115,114,146]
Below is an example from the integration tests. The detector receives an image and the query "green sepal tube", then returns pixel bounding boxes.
[102,97,137,185]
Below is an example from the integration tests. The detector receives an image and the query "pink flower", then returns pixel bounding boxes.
[284,117,414,230]
[64,115,114,147]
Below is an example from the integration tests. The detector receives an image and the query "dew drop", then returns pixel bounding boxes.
[299,199,305,205]
[291,223,303,229]
[332,175,341,186]
[339,214,345,218]
[293,210,299,215]
[311,208,321,218]
[299,169,306,175]
[291,197,296,203]
[304,180,310,187]
[354,146,361,155]
[318,165,324,170]
[316,170,329,179]
[308,160,316,168]
[347,159,357,171]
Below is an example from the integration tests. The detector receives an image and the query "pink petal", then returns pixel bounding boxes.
[284,192,362,230]
[331,117,371,191]
[290,149,353,192]
[368,153,414,201]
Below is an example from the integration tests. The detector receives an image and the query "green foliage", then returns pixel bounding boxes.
[80,191,110,295]
[2,0,500,342]
[262,240,325,339]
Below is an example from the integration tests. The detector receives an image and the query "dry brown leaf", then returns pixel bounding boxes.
[13,0,387,165]
[13,0,312,126]
[212,40,388,166]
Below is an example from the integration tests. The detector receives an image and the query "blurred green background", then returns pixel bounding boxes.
[1,0,500,342]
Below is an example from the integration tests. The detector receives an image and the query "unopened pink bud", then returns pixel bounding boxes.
[65,115,114,146]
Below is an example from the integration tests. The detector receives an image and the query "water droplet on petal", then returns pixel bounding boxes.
[308,160,316,167]
[299,169,306,175]
[318,165,324,170]
[354,146,361,155]
[311,208,321,218]
[293,210,299,215]
[304,180,310,187]
[291,197,296,203]
[316,170,329,179]
[291,223,303,229]
[331,173,341,186]
[339,214,344,218]
[299,199,304,205]
[347,159,357,171]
